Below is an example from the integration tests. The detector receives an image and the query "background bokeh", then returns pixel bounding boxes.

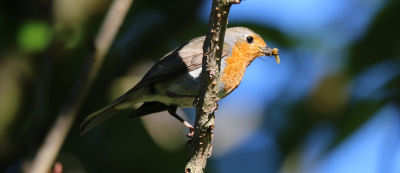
[1,0,399,172]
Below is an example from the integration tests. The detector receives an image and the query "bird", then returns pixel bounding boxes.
[80,26,280,136]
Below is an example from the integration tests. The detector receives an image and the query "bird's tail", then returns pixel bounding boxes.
[80,87,143,135]
[79,104,119,135]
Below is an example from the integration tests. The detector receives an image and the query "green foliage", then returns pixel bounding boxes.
[17,21,53,53]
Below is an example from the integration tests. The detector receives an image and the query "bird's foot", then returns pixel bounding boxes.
[183,121,195,138]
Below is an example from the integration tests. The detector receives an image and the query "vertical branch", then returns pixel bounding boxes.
[27,1,134,173]
[185,0,240,173]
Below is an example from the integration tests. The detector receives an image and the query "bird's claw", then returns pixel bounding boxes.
[187,127,195,138]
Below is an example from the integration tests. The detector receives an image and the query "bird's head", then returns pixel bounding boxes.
[225,27,280,64]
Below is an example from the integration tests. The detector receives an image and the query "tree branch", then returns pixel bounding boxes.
[26,1,134,173]
[184,0,240,172]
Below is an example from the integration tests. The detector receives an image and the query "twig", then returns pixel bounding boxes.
[26,1,134,173]
[184,0,240,172]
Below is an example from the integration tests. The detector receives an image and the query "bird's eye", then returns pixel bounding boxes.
[246,36,254,44]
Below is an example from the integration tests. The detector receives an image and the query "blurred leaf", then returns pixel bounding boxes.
[308,73,349,115]
[325,100,385,154]
[349,0,400,74]
[53,0,110,49]
[0,56,31,159]
[383,73,400,103]
[17,21,53,53]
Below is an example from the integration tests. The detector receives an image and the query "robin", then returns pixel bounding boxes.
[80,26,280,136]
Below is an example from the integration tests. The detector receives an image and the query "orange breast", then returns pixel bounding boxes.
[220,42,255,93]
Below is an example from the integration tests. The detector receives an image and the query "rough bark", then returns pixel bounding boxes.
[184,0,241,173]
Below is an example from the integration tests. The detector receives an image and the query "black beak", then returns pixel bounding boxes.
[261,46,280,64]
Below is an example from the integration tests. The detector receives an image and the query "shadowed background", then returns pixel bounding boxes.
[0,0,399,172]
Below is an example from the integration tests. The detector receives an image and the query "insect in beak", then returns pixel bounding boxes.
[261,47,280,64]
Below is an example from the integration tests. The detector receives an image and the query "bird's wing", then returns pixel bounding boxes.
[135,36,232,89]
[137,37,205,87]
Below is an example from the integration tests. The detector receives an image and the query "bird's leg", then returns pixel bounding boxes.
[167,106,194,137]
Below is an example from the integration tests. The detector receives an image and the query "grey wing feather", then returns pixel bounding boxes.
[135,36,232,88]
[136,36,206,87]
